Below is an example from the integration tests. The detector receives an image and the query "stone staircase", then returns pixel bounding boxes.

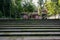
[0,19,60,36]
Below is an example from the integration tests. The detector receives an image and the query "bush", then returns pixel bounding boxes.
[23,2,35,13]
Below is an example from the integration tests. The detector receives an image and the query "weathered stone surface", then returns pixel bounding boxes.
[0,37,60,40]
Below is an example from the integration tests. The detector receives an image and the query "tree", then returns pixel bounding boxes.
[45,2,56,16]
[45,0,60,19]
[3,0,11,18]
[0,11,3,17]
[10,0,23,18]
[57,0,60,19]
[38,0,43,6]
[38,0,44,16]
[10,0,17,18]
[22,0,35,14]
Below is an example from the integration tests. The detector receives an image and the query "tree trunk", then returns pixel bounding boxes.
[3,0,5,17]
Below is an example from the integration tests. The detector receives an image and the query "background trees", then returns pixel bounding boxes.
[3,0,11,18]
[10,0,23,18]
[45,2,56,16]
[0,0,60,19]
[10,0,35,18]
[45,0,60,17]
[22,1,35,13]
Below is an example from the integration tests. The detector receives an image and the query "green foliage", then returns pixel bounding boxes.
[10,0,16,18]
[23,1,35,13]
[45,0,60,16]
[0,0,36,18]
[58,0,60,13]
[10,0,35,18]
[45,2,58,16]
[58,0,60,5]
[10,0,22,13]
[10,0,23,18]
[15,0,23,12]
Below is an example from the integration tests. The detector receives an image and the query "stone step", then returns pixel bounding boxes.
[0,24,60,27]
[0,19,60,25]
[0,29,60,36]
[0,29,60,32]
[0,36,60,40]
